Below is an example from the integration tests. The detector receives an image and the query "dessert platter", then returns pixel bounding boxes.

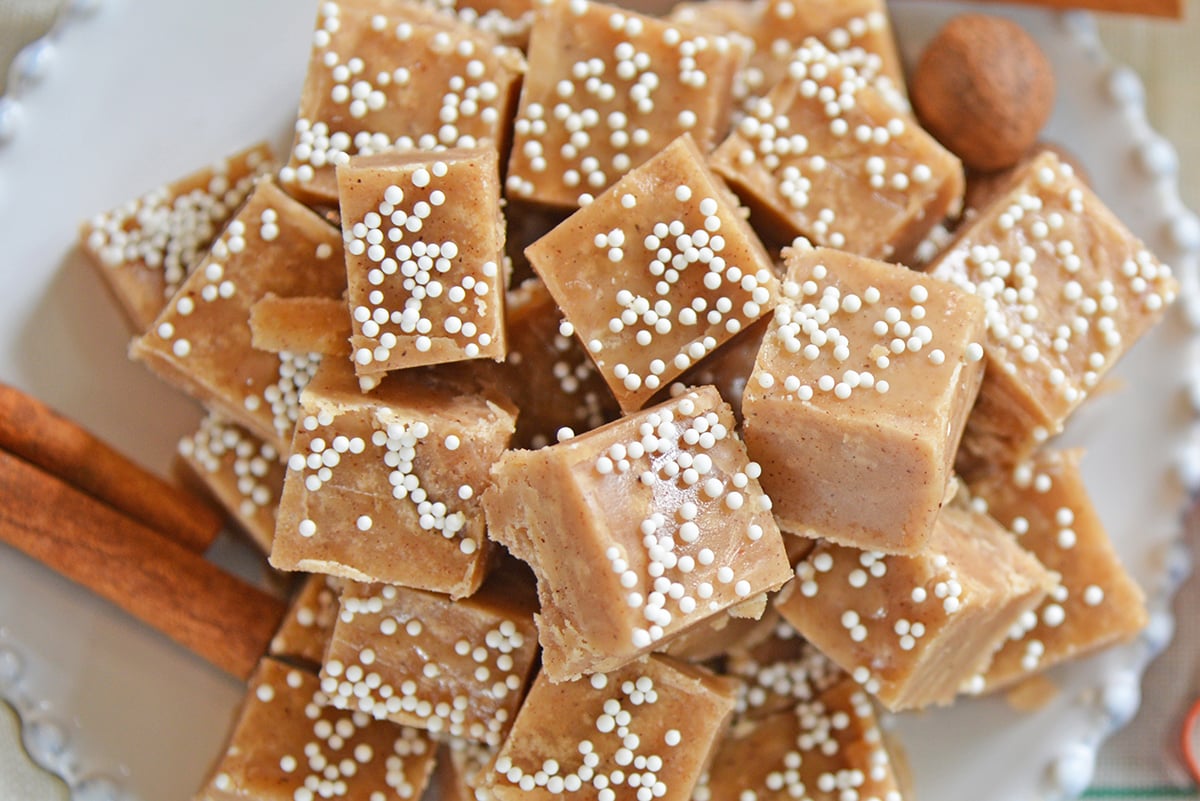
[0,1,1198,801]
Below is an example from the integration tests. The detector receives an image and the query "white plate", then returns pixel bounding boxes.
[0,2,1197,801]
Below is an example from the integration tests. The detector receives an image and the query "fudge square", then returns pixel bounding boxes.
[505,0,745,209]
[338,147,507,380]
[742,246,987,554]
[710,39,962,260]
[483,384,792,681]
[693,679,904,801]
[268,573,343,671]
[130,179,347,453]
[280,0,525,205]
[525,134,780,412]
[80,141,273,332]
[479,655,739,801]
[929,151,1178,473]
[177,413,287,554]
[320,567,539,746]
[775,503,1055,711]
[270,357,517,599]
[195,657,437,801]
[963,449,1147,694]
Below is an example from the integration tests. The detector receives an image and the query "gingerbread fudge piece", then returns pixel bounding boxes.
[484,385,792,681]
[710,39,961,260]
[526,134,780,412]
[177,414,286,553]
[671,0,907,115]
[338,148,507,381]
[742,246,986,554]
[693,679,903,801]
[775,504,1055,711]
[268,574,344,670]
[130,179,346,453]
[929,151,1178,472]
[196,658,437,801]
[479,655,738,801]
[492,279,621,448]
[280,0,525,205]
[725,615,845,721]
[321,568,539,745]
[963,449,1147,693]
[505,0,745,209]
[270,357,516,598]
[440,738,501,801]
[80,142,273,332]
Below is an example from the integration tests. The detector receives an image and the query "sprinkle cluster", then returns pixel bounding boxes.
[178,415,281,526]
[322,583,528,746]
[592,393,773,649]
[344,161,501,372]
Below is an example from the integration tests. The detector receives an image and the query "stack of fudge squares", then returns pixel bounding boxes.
[76,0,1179,799]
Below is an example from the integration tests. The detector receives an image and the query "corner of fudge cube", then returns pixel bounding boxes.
[505,0,747,209]
[479,655,739,801]
[774,502,1056,711]
[525,133,780,412]
[269,356,516,599]
[961,448,1148,694]
[267,573,343,671]
[281,0,525,205]
[928,150,1178,474]
[710,39,961,260]
[742,245,987,554]
[338,147,508,378]
[482,384,792,681]
[195,657,437,801]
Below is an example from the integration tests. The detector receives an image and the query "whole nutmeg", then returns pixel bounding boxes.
[911,14,1055,172]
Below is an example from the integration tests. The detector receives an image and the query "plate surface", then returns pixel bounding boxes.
[0,2,1195,801]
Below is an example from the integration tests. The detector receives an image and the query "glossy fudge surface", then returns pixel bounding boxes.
[281,0,524,204]
[484,385,792,681]
[743,246,986,554]
[929,151,1178,472]
[776,504,1054,711]
[338,148,507,380]
[195,658,437,801]
[130,179,346,453]
[710,40,960,260]
[271,358,516,598]
[80,142,273,332]
[526,134,779,412]
[965,449,1147,693]
[505,0,745,208]
[320,569,539,745]
[480,655,738,801]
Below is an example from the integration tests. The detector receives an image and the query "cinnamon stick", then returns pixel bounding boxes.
[0,382,223,553]
[0,448,284,681]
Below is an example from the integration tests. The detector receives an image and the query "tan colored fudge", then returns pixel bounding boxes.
[929,151,1178,473]
[693,679,903,801]
[338,148,507,381]
[775,504,1055,710]
[484,385,792,681]
[671,0,907,115]
[280,0,525,205]
[710,40,962,260]
[270,357,515,598]
[479,655,738,801]
[249,295,353,358]
[268,574,344,671]
[439,738,501,801]
[725,615,845,721]
[130,179,346,453]
[963,449,1147,693]
[321,569,539,746]
[505,0,745,208]
[177,413,287,553]
[525,134,780,412]
[491,279,621,449]
[80,142,273,332]
[195,657,437,801]
[742,246,987,554]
